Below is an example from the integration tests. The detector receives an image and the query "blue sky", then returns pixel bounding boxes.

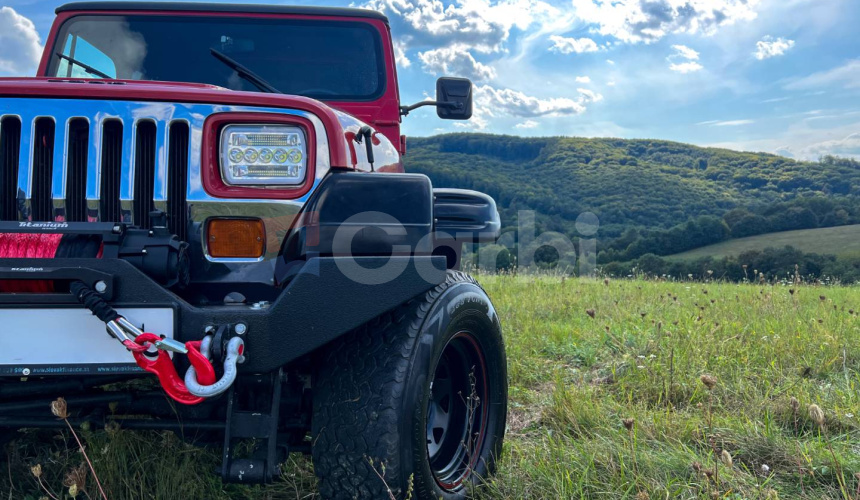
[1,0,859,160]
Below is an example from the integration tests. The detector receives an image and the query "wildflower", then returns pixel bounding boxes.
[700,374,717,390]
[51,397,68,419]
[761,464,771,474]
[68,484,78,498]
[622,418,635,431]
[808,404,825,426]
[819,295,826,301]
[720,450,733,467]
[692,461,702,473]
[604,278,610,286]
[789,288,795,295]
[789,397,799,411]
[586,309,595,318]
[765,489,779,500]
[30,464,42,478]
[636,491,649,500]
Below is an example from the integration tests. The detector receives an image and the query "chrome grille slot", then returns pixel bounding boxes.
[167,122,190,241]
[99,120,123,223]
[65,118,89,222]
[0,116,21,220]
[133,120,156,228]
[31,118,55,221]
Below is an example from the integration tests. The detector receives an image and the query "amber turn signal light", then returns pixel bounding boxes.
[207,218,265,259]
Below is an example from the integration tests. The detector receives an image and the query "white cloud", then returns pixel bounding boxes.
[418,47,497,81]
[0,7,42,76]
[571,0,761,44]
[698,119,754,126]
[667,44,702,73]
[549,35,599,54]
[671,44,699,60]
[669,61,703,73]
[393,37,412,68]
[458,84,601,130]
[606,59,616,65]
[476,84,588,117]
[798,133,860,160]
[786,60,860,90]
[754,36,795,60]
[363,0,559,53]
[577,87,603,102]
[575,75,591,83]
[762,96,790,103]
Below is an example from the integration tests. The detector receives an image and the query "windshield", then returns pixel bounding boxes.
[48,15,386,101]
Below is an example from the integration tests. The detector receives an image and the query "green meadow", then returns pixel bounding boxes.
[4,275,859,499]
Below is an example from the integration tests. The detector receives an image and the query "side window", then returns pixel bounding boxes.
[55,34,117,79]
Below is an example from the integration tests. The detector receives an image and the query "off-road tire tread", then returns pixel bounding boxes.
[312,271,479,499]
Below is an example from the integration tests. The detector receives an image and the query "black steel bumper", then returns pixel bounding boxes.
[0,255,447,373]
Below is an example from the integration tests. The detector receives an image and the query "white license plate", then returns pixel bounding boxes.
[0,307,174,376]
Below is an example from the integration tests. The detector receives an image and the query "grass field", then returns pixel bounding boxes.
[669,224,860,260]
[3,276,860,499]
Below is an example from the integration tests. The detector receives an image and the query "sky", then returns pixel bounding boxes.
[1,0,859,160]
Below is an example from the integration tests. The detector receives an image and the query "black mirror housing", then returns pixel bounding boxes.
[436,77,473,120]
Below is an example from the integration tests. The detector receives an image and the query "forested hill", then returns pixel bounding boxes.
[404,133,860,240]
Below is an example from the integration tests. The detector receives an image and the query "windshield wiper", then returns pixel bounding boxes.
[55,53,112,79]
[210,48,282,94]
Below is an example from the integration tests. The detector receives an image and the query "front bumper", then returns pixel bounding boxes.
[0,255,447,374]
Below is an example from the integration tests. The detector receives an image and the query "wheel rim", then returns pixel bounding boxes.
[426,331,489,491]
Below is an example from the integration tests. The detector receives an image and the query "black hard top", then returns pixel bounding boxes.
[56,2,389,22]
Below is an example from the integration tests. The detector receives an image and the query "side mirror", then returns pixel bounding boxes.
[399,77,474,120]
[436,77,473,120]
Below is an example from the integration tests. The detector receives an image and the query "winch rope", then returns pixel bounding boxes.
[0,233,102,293]
[0,233,64,293]
[69,281,119,324]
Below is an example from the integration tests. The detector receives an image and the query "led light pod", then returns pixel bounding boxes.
[220,124,307,186]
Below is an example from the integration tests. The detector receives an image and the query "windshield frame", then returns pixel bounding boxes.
[44,11,390,103]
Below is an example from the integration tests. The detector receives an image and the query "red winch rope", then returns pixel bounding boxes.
[0,233,65,293]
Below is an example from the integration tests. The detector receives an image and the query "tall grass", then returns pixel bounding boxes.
[3,276,859,499]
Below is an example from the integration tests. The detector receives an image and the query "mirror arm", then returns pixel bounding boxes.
[399,100,461,117]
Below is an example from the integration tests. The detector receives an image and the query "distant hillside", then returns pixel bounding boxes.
[669,224,860,260]
[405,134,860,240]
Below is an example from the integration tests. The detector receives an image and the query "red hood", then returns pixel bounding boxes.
[0,77,350,166]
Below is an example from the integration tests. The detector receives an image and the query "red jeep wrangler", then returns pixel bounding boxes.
[0,3,507,498]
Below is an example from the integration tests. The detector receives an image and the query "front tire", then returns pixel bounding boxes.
[311,271,507,499]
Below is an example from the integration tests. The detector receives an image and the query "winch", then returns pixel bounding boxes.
[0,211,190,293]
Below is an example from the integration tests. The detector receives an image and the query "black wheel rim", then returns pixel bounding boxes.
[426,331,489,491]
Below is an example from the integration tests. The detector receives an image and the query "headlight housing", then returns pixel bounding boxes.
[220,124,307,186]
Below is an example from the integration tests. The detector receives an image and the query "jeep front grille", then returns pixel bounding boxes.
[133,120,157,229]
[31,117,55,222]
[167,122,189,242]
[0,116,21,220]
[0,107,190,230]
[66,119,89,222]
[0,96,330,269]
[99,120,123,224]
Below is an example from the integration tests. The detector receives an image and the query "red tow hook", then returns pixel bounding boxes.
[131,334,217,405]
